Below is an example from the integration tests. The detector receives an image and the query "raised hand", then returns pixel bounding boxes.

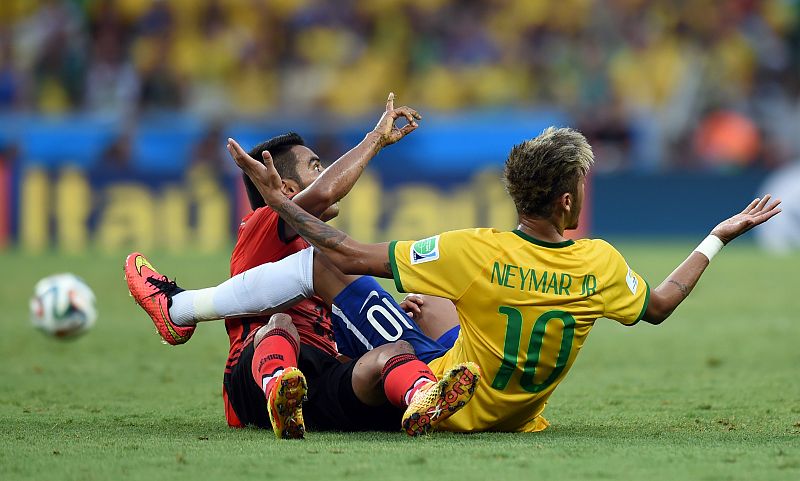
[226,138,283,205]
[711,195,782,244]
[372,92,422,147]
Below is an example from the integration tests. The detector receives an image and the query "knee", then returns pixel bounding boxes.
[373,340,414,365]
[354,341,414,376]
[351,340,415,400]
[254,313,297,346]
[392,340,414,354]
[267,313,294,330]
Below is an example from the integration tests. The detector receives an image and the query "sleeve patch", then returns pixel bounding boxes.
[411,235,440,265]
[625,265,639,295]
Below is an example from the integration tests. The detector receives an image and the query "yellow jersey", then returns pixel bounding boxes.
[388,228,649,432]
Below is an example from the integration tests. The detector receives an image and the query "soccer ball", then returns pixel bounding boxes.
[30,273,97,339]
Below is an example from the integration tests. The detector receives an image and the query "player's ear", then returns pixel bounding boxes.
[281,179,299,196]
[559,192,572,214]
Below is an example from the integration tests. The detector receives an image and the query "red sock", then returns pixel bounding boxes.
[381,353,437,408]
[251,328,299,397]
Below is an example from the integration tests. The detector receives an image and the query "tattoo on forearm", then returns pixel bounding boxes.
[668,279,691,297]
[273,196,347,249]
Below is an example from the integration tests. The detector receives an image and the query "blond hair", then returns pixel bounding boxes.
[503,127,594,217]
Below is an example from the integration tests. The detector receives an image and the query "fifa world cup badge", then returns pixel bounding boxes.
[625,265,639,295]
[411,236,440,264]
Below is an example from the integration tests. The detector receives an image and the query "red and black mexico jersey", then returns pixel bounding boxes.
[226,206,336,361]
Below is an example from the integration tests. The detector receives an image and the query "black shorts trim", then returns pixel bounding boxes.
[223,342,401,431]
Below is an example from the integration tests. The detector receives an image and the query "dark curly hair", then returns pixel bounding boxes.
[503,127,594,218]
[243,132,306,210]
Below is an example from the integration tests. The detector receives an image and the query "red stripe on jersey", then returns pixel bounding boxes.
[223,387,244,428]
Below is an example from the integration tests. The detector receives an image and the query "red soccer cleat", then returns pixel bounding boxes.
[124,252,194,345]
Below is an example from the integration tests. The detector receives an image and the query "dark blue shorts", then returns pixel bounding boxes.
[330,276,454,363]
[436,325,461,349]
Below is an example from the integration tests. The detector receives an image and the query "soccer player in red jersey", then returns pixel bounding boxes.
[127,94,480,437]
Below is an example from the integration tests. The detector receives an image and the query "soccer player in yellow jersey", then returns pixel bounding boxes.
[228,126,781,433]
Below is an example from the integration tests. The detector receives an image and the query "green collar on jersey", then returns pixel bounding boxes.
[512,229,575,248]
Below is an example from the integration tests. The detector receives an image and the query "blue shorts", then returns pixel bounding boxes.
[330,276,452,363]
[436,325,461,349]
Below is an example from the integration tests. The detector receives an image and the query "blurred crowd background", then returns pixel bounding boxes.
[1,0,799,251]
[0,0,798,172]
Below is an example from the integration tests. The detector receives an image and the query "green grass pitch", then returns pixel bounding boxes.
[1,244,799,481]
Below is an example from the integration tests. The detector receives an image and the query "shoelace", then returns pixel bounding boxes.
[145,275,184,299]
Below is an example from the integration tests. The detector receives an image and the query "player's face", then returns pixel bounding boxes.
[290,145,325,190]
[566,176,585,230]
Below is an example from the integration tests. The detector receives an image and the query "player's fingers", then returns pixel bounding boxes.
[399,123,417,136]
[398,301,419,317]
[404,294,424,306]
[261,150,280,178]
[261,150,273,163]
[395,106,420,126]
[763,206,782,221]
[386,92,395,112]
[749,198,781,222]
[226,139,248,168]
[742,197,760,214]
[226,143,239,168]
[229,139,253,166]
[401,295,423,313]
[398,106,422,120]
[754,194,771,212]
[231,143,264,179]
[760,198,782,216]
[227,138,246,158]
[401,298,422,310]
[751,207,781,226]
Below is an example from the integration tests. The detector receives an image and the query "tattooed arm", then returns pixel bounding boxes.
[270,194,392,277]
[228,137,392,277]
[642,195,781,325]
[642,252,709,324]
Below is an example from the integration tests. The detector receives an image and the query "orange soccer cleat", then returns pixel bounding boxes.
[124,252,194,345]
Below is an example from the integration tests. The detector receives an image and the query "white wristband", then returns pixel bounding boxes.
[694,235,724,261]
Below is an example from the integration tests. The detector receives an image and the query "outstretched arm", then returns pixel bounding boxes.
[290,92,420,218]
[230,92,421,239]
[230,137,392,277]
[643,196,781,324]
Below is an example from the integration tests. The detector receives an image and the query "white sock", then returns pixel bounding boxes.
[169,248,315,326]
